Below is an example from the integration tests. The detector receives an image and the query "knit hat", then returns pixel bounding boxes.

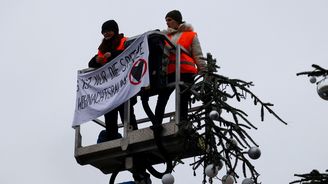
[165,10,183,24]
[101,20,119,34]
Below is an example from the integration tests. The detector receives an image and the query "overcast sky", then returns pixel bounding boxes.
[1,0,327,184]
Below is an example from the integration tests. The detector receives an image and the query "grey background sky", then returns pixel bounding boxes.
[1,0,327,184]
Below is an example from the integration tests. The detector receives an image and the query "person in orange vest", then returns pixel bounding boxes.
[89,20,151,184]
[89,20,127,68]
[88,20,138,141]
[154,10,207,126]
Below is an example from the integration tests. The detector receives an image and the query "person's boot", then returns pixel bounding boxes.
[97,130,122,143]
[97,130,109,143]
[108,132,122,141]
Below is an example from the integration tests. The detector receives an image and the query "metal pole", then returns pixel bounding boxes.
[123,100,131,138]
[175,45,181,124]
[74,125,82,149]
[121,100,131,151]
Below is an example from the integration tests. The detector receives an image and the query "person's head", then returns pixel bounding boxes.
[165,10,183,29]
[101,20,119,39]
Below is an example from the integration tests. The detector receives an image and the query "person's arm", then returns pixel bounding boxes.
[96,51,107,64]
[191,35,207,73]
[88,54,102,68]
[104,50,123,62]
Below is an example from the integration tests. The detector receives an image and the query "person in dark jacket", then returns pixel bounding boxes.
[90,20,138,141]
[91,20,151,184]
[89,20,127,68]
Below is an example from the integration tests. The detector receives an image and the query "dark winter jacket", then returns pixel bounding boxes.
[88,33,126,68]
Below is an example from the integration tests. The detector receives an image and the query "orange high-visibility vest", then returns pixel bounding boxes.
[167,32,197,74]
[98,37,127,64]
[117,37,127,51]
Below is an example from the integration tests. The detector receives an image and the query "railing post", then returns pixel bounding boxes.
[74,125,82,156]
[121,100,131,151]
[123,100,131,137]
[175,45,181,124]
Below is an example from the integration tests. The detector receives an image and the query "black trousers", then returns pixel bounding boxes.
[154,73,195,125]
[104,97,138,138]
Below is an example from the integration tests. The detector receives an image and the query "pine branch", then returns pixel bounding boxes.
[296,64,328,77]
[179,53,287,184]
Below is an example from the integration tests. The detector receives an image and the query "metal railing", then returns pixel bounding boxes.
[74,31,191,148]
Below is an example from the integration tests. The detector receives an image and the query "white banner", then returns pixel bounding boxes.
[72,33,150,126]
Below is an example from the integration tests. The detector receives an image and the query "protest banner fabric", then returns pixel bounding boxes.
[72,33,149,126]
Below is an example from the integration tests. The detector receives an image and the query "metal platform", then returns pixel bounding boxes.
[74,119,201,174]
[73,31,202,175]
